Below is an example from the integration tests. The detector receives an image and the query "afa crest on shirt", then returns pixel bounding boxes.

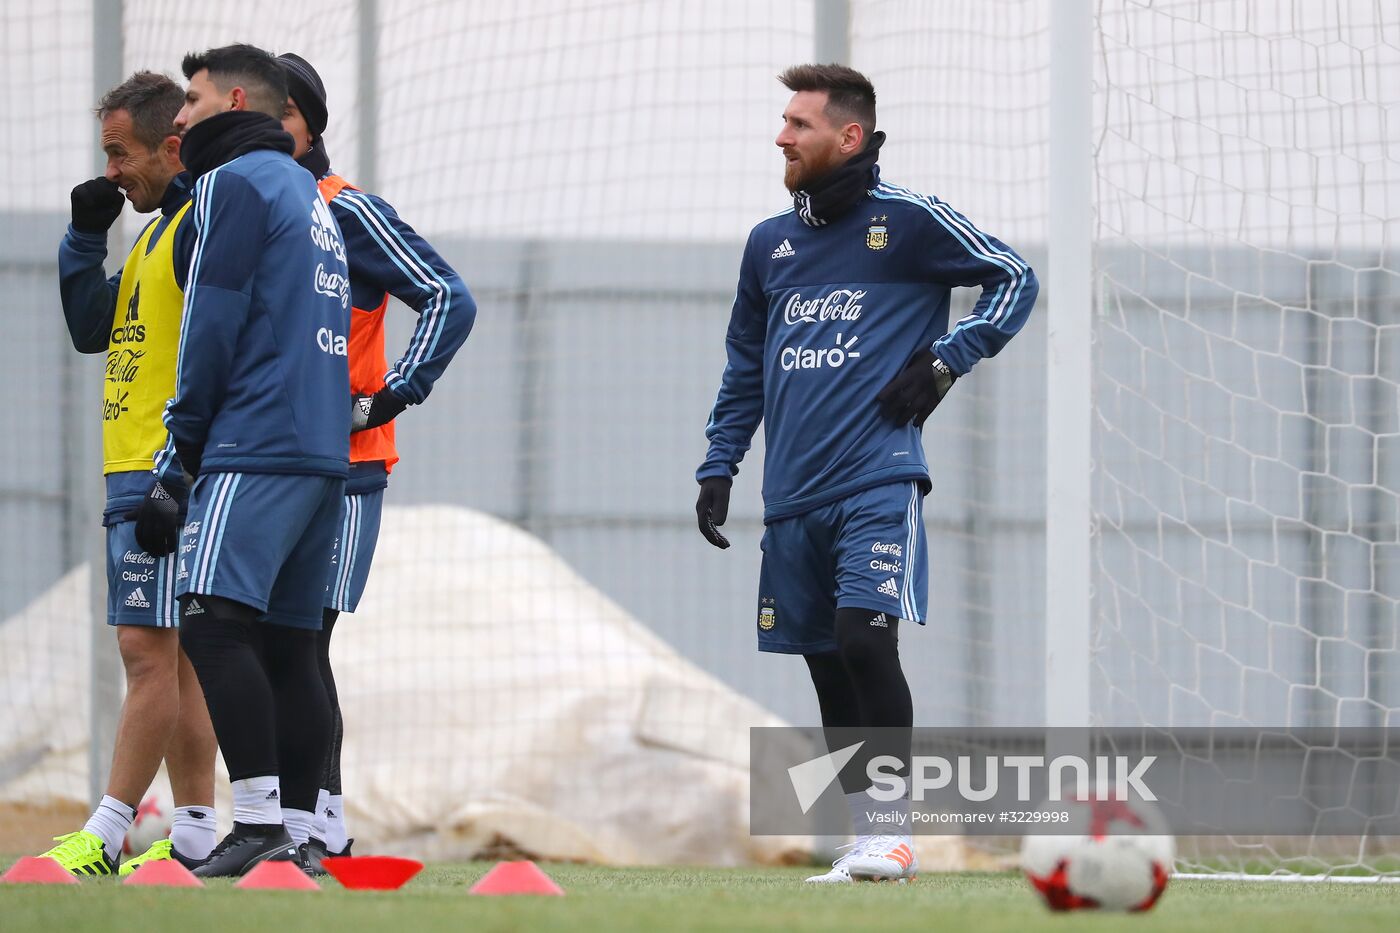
[867,215,889,250]
[758,606,777,631]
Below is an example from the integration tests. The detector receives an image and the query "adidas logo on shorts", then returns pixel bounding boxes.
[124,587,151,609]
[877,578,900,599]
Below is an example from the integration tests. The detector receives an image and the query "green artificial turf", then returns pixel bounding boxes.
[3,862,1399,932]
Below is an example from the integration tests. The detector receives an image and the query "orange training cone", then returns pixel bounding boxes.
[123,858,204,887]
[235,860,320,891]
[1,857,80,885]
[468,860,564,896]
[322,855,423,890]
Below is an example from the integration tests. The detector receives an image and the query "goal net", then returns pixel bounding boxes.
[1092,0,1400,878]
[1,0,1396,878]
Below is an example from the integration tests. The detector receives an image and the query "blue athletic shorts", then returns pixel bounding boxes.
[325,489,384,613]
[756,481,927,654]
[106,521,181,627]
[177,471,345,630]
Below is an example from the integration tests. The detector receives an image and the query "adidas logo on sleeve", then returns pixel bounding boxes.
[771,238,796,259]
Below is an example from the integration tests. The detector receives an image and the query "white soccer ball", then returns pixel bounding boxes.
[123,790,174,855]
[1020,789,1174,912]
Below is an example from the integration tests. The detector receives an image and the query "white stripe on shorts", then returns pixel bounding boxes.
[335,495,361,608]
[902,483,919,622]
[159,550,177,627]
[195,473,241,594]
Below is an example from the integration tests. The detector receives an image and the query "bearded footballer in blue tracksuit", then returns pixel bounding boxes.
[695,65,1038,884]
[141,44,351,878]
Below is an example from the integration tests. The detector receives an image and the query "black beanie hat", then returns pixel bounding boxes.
[277,52,328,140]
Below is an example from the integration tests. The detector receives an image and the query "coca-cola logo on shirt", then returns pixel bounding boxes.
[783,289,866,326]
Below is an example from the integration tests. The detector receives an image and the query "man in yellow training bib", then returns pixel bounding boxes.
[43,71,218,878]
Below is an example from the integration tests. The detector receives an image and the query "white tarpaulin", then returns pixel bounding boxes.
[0,505,806,865]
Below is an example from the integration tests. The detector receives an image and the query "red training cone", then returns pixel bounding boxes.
[468,860,564,896]
[1,857,80,885]
[235,860,320,891]
[322,855,423,891]
[123,858,204,887]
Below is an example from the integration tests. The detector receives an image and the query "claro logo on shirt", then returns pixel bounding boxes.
[317,326,348,356]
[780,332,862,371]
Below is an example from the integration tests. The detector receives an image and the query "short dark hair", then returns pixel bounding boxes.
[778,63,877,138]
[181,43,288,118]
[96,71,184,150]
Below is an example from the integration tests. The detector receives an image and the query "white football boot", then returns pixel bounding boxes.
[845,835,917,882]
[804,840,867,884]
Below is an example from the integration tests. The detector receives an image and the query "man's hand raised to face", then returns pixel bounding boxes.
[70,177,125,234]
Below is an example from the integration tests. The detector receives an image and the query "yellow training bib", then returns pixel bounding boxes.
[104,201,191,474]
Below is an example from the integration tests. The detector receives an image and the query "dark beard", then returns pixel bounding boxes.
[787,131,886,227]
[784,151,838,192]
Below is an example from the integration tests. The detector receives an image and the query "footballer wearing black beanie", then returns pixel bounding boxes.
[277,52,328,141]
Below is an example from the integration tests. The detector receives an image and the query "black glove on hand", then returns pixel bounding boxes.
[695,476,733,550]
[125,481,183,558]
[70,177,124,234]
[350,387,409,433]
[876,349,958,427]
[173,442,202,483]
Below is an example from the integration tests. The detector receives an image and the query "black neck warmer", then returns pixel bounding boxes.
[791,130,886,227]
[297,141,332,180]
[180,111,295,181]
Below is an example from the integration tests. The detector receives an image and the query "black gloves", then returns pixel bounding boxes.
[174,442,202,483]
[696,476,733,549]
[126,481,183,558]
[351,387,409,433]
[70,177,124,234]
[876,349,957,427]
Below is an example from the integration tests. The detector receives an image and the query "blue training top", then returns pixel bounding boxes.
[698,174,1039,523]
[156,149,351,481]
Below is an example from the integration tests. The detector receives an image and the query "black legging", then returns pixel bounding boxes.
[804,606,913,795]
[179,595,332,815]
[317,607,344,796]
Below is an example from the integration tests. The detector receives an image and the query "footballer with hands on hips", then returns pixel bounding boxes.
[695,63,1038,884]
[276,50,476,873]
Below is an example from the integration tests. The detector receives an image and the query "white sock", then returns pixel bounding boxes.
[283,808,315,846]
[231,776,283,826]
[845,790,876,838]
[84,795,136,860]
[313,789,330,842]
[867,792,912,838]
[845,789,912,839]
[324,794,348,853]
[170,806,217,860]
